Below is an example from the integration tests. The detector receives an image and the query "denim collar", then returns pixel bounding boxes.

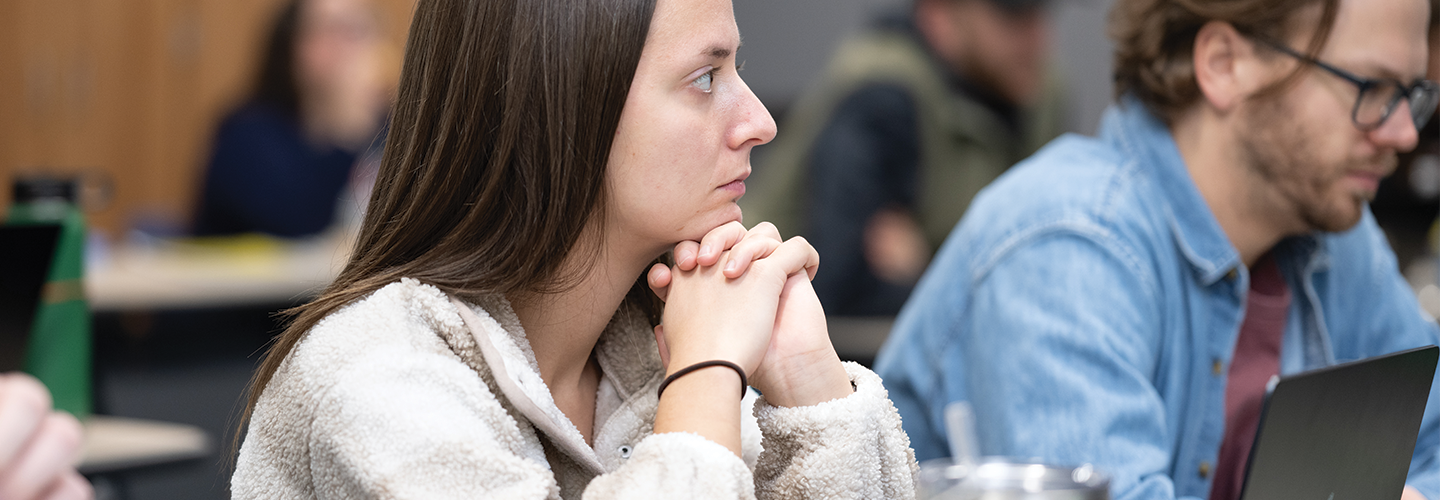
[1100,98,1240,286]
[1099,98,1332,285]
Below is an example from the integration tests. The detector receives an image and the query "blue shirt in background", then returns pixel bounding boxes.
[193,102,357,238]
[874,98,1440,500]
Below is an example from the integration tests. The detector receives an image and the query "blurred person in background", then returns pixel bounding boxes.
[192,0,392,238]
[876,0,1440,498]
[0,373,90,500]
[742,0,1066,316]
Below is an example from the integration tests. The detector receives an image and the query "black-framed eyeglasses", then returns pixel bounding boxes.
[1251,36,1439,132]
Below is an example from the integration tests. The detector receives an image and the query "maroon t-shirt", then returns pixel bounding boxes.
[1209,254,1291,500]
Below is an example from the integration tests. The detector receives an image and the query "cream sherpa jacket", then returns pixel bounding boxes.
[232,278,918,499]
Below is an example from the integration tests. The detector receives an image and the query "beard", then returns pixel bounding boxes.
[1235,92,1397,234]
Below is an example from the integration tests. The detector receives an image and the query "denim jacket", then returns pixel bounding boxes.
[874,99,1440,500]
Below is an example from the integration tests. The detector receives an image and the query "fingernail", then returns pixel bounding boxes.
[700,244,714,258]
[724,260,738,273]
[678,249,693,263]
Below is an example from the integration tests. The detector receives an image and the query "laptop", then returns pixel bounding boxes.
[0,224,61,371]
[1240,345,1439,500]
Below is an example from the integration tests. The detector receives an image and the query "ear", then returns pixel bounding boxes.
[1192,21,1260,113]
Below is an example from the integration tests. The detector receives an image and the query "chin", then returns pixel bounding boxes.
[1303,201,1365,233]
[670,217,740,245]
[711,205,744,229]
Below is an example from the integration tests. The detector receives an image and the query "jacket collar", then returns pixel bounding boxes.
[1103,98,1244,286]
[1102,99,1334,285]
[1101,98,1331,284]
[592,303,666,399]
[450,294,662,476]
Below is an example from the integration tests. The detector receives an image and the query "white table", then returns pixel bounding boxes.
[79,416,210,475]
[85,233,351,312]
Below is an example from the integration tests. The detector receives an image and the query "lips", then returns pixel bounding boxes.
[1345,173,1381,193]
[1342,155,1396,193]
[1343,167,1391,194]
[719,179,746,197]
[719,170,750,196]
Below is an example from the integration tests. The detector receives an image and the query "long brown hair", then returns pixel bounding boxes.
[235,0,660,452]
[1109,0,1340,124]
[254,0,303,120]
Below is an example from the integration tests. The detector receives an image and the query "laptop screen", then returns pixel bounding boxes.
[1240,345,1439,500]
[0,224,61,372]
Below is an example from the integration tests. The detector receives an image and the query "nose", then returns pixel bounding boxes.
[729,77,777,150]
[1369,100,1420,153]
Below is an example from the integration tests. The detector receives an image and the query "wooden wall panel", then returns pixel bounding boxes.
[0,0,415,237]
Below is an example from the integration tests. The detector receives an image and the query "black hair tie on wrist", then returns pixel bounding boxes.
[657,360,747,399]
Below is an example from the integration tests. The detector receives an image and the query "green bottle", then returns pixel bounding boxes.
[7,176,92,417]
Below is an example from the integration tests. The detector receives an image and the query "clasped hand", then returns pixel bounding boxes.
[0,373,91,500]
[648,222,852,407]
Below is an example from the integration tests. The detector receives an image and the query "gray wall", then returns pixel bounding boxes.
[733,0,1116,135]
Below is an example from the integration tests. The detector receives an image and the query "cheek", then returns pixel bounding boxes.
[615,107,701,175]
[1271,89,1350,163]
[648,101,718,155]
[610,133,710,212]
[609,86,740,215]
[654,106,733,182]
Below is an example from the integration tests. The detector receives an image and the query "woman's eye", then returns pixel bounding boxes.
[691,69,714,93]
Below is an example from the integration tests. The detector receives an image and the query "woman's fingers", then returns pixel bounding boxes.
[0,411,84,500]
[678,221,793,278]
[0,374,52,471]
[746,221,782,241]
[647,263,672,302]
[718,222,787,278]
[757,236,821,281]
[721,237,781,279]
[672,241,702,272]
[694,221,749,268]
[674,220,744,271]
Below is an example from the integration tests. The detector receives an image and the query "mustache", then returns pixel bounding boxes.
[1343,152,1399,178]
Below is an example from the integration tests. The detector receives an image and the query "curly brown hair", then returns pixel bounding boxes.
[1109,0,1341,124]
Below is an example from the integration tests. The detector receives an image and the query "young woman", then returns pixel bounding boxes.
[230,0,918,497]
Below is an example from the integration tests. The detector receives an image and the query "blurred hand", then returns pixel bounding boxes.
[1403,486,1427,500]
[0,373,92,500]
[863,207,929,285]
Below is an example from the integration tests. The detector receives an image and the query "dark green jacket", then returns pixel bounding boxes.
[743,18,1066,314]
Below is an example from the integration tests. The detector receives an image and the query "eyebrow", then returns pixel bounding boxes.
[701,35,742,60]
[703,47,733,59]
[1336,56,1423,82]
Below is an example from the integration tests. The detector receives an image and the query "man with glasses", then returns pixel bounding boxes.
[875,0,1440,498]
